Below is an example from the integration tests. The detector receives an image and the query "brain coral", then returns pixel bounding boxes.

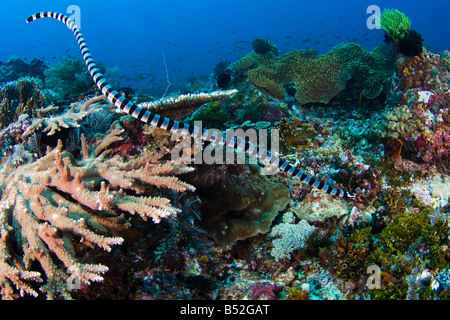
[231,42,397,105]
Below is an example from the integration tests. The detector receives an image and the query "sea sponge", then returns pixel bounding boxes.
[380,9,411,42]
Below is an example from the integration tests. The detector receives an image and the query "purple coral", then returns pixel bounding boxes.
[248,282,278,300]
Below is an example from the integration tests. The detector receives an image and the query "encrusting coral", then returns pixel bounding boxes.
[0,120,194,298]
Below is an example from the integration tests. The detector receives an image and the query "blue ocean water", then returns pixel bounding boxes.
[2,0,450,97]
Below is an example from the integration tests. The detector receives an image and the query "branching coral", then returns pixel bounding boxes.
[0,123,194,298]
[0,78,45,128]
[383,105,418,138]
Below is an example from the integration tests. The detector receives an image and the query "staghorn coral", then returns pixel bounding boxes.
[21,94,111,142]
[0,127,194,298]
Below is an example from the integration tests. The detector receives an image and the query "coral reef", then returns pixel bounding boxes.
[137,89,237,120]
[382,48,450,174]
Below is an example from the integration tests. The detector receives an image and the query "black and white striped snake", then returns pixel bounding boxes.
[26,11,353,198]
